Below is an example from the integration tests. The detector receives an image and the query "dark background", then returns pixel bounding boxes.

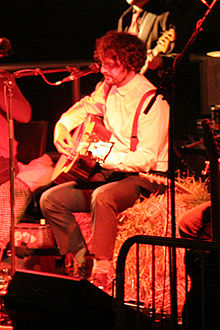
[1,0,220,152]
[1,0,220,62]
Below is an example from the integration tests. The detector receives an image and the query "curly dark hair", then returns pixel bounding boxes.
[94,31,146,73]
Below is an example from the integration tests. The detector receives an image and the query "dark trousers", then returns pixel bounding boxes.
[40,169,165,259]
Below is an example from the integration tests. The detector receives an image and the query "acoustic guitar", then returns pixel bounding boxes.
[51,114,113,184]
[52,113,194,195]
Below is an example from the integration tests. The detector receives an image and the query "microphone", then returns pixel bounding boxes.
[55,62,100,85]
[0,38,13,58]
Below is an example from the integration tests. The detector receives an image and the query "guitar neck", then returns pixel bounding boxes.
[139,172,195,196]
[140,27,175,75]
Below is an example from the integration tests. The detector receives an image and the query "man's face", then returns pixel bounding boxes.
[126,0,150,7]
[100,58,132,87]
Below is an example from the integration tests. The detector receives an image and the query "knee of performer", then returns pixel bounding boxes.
[39,189,53,214]
[91,187,112,207]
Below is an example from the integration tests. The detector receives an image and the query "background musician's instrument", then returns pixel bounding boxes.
[140,27,176,75]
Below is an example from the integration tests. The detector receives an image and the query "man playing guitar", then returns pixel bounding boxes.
[40,31,170,291]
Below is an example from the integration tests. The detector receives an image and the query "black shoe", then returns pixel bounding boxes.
[15,244,33,259]
[64,252,75,276]
[77,254,93,279]
[90,271,108,291]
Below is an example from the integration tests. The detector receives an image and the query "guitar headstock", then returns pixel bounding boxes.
[156,27,176,54]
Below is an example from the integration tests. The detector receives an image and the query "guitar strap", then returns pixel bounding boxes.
[130,89,156,151]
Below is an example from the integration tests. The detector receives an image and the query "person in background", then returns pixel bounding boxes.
[0,54,54,263]
[0,69,31,261]
[0,70,32,184]
[40,31,170,290]
[118,0,177,85]
[179,201,219,329]
[179,201,211,241]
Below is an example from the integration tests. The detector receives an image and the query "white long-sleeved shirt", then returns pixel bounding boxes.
[57,74,170,173]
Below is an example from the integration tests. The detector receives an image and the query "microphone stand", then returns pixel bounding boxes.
[4,78,16,277]
[143,0,219,327]
[4,67,72,278]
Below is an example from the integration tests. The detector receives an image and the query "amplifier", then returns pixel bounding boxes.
[14,222,56,249]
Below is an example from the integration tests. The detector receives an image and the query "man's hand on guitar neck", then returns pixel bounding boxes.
[54,122,75,158]
[147,50,163,71]
[140,50,163,75]
[140,27,176,75]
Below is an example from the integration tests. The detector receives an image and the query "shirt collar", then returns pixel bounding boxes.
[132,6,143,14]
[115,74,140,96]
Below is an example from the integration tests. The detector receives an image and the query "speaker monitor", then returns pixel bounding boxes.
[199,56,220,115]
[4,270,152,330]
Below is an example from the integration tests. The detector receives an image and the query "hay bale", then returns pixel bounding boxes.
[113,177,210,316]
[76,177,210,316]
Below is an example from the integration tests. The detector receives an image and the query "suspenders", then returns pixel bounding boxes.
[130,89,156,151]
[103,82,156,152]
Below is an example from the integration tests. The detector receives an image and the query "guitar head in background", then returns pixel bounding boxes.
[140,27,176,74]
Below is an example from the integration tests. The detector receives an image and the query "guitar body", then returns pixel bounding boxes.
[52,153,97,184]
[52,114,112,184]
